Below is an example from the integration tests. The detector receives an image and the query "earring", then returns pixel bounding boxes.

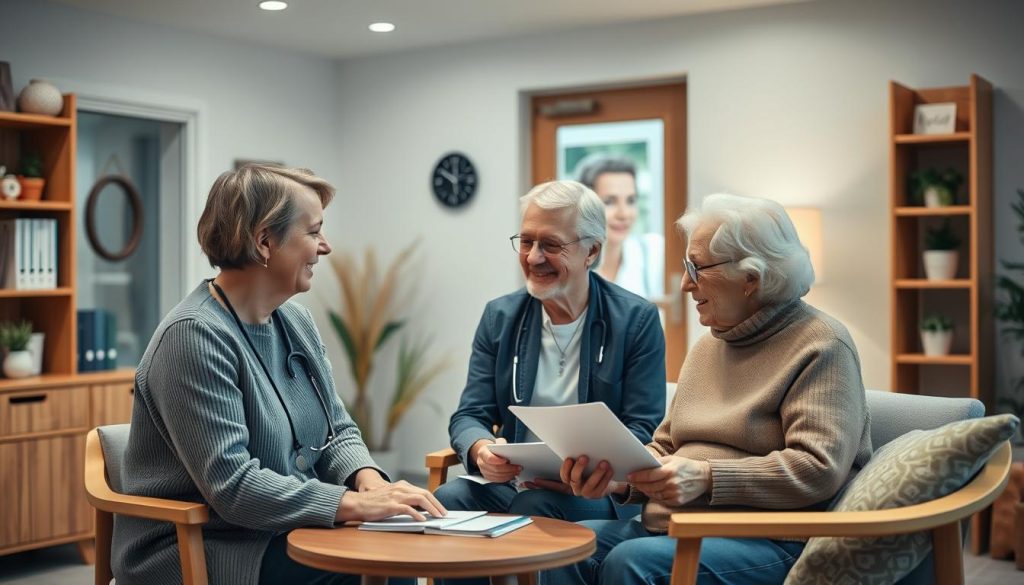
[262,257,269,269]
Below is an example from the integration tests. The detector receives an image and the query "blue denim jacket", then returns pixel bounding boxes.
[449,272,667,477]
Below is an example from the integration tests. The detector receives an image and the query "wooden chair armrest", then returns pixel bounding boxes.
[426,447,461,469]
[85,429,210,526]
[425,447,462,492]
[669,442,1012,540]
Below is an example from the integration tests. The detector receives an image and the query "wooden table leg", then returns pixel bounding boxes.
[361,576,388,585]
[516,572,538,585]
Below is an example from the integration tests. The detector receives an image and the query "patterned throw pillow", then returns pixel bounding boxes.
[785,414,1019,585]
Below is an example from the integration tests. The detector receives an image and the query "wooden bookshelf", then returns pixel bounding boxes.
[889,74,994,553]
[0,96,136,562]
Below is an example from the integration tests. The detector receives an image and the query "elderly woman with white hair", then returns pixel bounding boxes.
[545,193,873,585]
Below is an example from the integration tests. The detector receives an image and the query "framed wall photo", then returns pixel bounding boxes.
[913,102,957,135]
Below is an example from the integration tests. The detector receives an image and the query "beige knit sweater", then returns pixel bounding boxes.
[636,299,873,533]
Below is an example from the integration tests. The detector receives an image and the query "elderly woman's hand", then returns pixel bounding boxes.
[628,455,711,506]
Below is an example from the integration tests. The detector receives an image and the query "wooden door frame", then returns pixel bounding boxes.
[526,78,688,378]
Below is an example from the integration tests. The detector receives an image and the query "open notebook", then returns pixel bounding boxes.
[358,511,532,538]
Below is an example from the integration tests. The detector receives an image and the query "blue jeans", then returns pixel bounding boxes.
[543,519,805,585]
[434,479,630,585]
[259,532,414,585]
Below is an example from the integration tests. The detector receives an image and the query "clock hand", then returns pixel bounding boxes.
[439,168,458,183]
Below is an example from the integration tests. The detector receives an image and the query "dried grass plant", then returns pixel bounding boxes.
[325,240,448,450]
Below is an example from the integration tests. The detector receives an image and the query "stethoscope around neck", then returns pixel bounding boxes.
[511,297,607,404]
[209,280,334,472]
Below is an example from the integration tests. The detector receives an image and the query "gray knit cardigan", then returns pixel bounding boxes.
[113,282,381,584]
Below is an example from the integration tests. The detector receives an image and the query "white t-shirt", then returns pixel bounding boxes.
[524,307,587,443]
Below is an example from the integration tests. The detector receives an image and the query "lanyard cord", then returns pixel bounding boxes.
[209,280,303,452]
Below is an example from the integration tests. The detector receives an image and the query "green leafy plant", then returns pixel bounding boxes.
[0,320,33,351]
[18,152,44,178]
[324,240,448,451]
[924,219,961,250]
[995,188,1024,440]
[920,313,953,332]
[908,167,963,206]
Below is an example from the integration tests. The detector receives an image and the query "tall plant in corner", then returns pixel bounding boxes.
[995,188,1024,438]
[325,240,448,451]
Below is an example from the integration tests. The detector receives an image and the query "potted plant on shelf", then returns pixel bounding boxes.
[923,218,961,280]
[920,313,954,356]
[17,152,45,201]
[909,167,963,207]
[0,320,35,378]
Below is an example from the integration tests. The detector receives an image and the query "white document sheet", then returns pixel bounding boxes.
[509,402,661,481]
[487,442,564,482]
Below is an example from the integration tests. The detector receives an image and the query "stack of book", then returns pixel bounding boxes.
[0,218,59,289]
[77,309,118,372]
[358,511,532,538]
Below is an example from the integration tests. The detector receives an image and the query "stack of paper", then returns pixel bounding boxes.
[358,511,532,538]
[508,402,661,481]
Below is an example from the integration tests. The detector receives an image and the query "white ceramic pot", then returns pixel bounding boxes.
[17,79,63,116]
[921,330,953,356]
[923,186,951,208]
[923,250,958,280]
[3,350,34,378]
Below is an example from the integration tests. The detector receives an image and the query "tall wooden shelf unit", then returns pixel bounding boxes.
[0,95,135,562]
[889,74,994,552]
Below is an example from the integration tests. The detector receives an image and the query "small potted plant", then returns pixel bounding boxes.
[920,313,954,356]
[17,152,45,201]
[923,218,961,280]
[909,167,963,207]
[0,320,35,378]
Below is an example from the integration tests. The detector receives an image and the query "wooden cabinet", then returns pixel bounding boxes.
[0,371,134,558]
[889,74,994,552]
[0,97,137,561]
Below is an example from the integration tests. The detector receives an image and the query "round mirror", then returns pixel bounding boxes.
[84,175,143,262]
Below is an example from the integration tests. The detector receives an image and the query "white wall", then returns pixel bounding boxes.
[4,0,1023,476]
[0,0,341,288]
[330,0,1024,472]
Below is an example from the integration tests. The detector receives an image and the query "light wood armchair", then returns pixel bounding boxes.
[667,441,1013,585]
[85,426,211,585]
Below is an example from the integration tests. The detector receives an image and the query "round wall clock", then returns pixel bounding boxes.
[431,152,477,208]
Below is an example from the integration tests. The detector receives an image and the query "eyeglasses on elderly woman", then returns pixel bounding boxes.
[684,258,734,283]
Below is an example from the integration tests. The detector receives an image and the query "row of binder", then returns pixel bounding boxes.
[0,218,59,290]
[77,309,118,372]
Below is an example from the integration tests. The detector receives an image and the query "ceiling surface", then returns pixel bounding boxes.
[52,0,810,59]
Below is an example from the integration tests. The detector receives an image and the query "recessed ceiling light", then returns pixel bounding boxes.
[369,22,396,33]
[258,1,288,11]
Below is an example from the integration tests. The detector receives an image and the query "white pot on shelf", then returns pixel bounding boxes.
[3,350,34,378]
[920,330,953,356]
[923,250,958,280]
[923,186,953,208]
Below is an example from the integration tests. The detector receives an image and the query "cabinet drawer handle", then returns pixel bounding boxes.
[9,394,47,405]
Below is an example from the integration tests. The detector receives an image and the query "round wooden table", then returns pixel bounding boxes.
[287,515,596,585]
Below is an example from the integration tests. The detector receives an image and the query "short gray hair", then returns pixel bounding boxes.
[520,180,606,268]
[677,193,814,303]
[575,154,637,190]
